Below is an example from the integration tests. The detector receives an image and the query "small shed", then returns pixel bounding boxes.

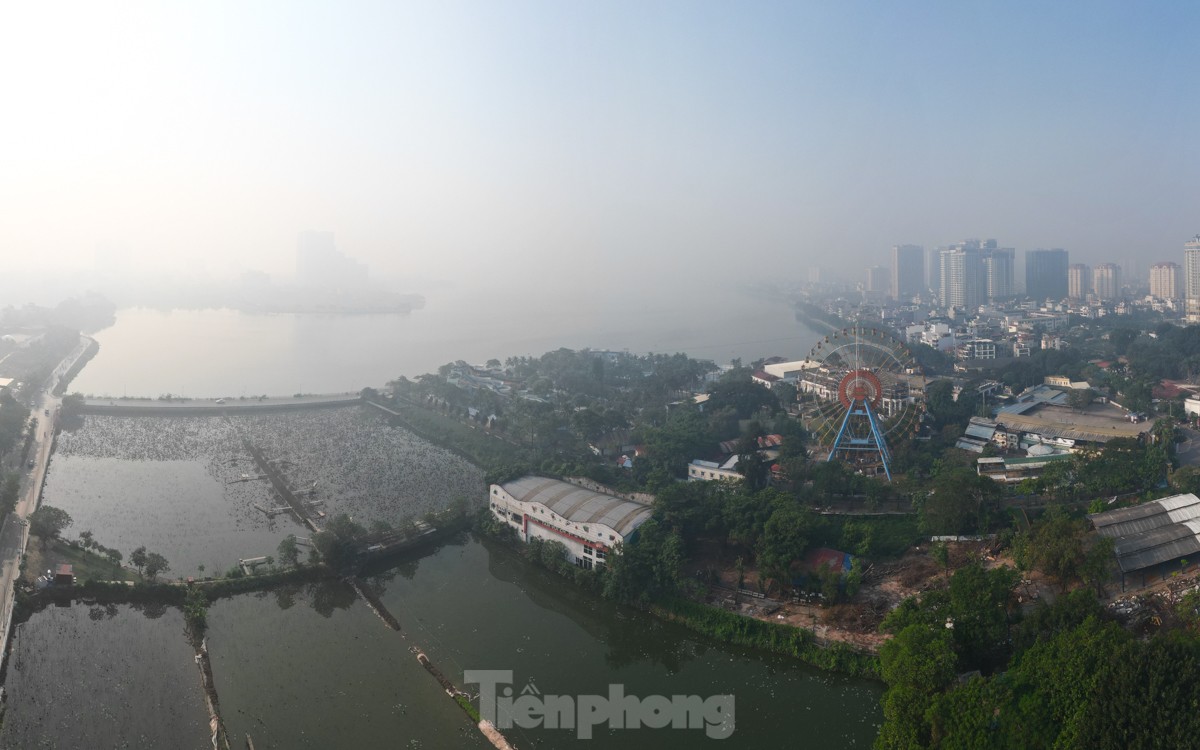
[54,564,75,586]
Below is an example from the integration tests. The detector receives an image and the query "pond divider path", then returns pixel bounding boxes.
[223,416,321,533]
[194,637,231,750]
[348,577,519,749]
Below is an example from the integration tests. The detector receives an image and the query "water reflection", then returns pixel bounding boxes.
[482,537,707,674]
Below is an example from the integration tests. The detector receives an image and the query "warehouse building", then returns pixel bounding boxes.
[1089,493,1200,589]
[489,476,653,570]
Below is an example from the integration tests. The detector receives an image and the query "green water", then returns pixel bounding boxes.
[207,536,882,748]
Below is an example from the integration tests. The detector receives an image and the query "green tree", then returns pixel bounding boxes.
[735,434,769,490]
[312,514,367,571]
[277,534,300,566]
[946,562,1018,671]
[143,552,169,580]
[920,468,999,535]
[130,546,147,574]
[0,472,20,515]
[876,624,957,750]
[183,585,208,635]
[28,505,72,549]
[757,505,813,584]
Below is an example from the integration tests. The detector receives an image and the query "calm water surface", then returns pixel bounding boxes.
[72,288,821,397]
[208,537,882,749]
[1,604,210,750]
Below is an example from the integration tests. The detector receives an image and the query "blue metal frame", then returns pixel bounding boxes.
[826,397,893,481]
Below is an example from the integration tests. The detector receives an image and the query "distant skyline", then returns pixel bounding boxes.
[2,2,1198,299]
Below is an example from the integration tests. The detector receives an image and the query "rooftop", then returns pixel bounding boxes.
[499,476,652,535]
[995,403,1148,444]
[1090,494,1200,573]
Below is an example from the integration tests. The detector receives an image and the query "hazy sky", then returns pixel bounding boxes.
[2,1,1197,290]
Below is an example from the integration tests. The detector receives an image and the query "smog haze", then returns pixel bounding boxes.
[2,1,1197,300]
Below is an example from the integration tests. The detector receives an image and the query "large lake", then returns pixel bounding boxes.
[71,286,821,398]
[7,285,886,748]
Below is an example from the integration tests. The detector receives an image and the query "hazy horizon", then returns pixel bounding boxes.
[3,2,1198,302]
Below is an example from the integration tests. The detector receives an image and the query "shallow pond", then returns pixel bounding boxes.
[0,603,210,750]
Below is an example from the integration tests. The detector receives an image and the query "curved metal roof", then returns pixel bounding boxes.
[500,476,652,535]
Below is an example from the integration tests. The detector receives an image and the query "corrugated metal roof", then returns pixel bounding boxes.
[1118,538,1200,573]
[955,437,987,453]
[1090,494,1200,573]
[501,476,653,535]
[965,423,997,439]
[1162,494,1200,511]
[1090,494,1200,536]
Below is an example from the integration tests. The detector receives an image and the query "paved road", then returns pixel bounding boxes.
[0,335,93,668]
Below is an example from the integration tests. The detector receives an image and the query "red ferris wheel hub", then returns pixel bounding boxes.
[838,369,883,410]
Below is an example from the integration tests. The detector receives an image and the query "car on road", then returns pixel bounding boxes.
[27,459,34,469]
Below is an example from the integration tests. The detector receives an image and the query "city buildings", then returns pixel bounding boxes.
[1150,261,1183,301]
[890,244,925,300]
[1092,263,1122,301]
[1186,236,1200,323]
[865,266,890,298]
[1068,263,1091,300]
[940,241,985,312]
[982,246,1016,300]
[1025,249,1069,301]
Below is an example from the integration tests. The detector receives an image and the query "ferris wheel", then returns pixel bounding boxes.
[802,325,924,480]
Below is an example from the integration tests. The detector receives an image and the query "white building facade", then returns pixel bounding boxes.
[1186,236,1200,324]
[489,477,652,570]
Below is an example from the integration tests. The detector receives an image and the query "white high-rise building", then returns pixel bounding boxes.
[940,242,984,312]
[939,239,1012,310]
[1186,236,1200,323]
[865,265,890,295]
[1092,263,1122,301]
[1150,262,1183,301]
[1068,264,1091,300]
[982,247,1015,301]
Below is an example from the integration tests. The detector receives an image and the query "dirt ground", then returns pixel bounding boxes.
[699,540,1006,653]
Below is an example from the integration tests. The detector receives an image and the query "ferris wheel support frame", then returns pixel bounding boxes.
[826,392,895,481]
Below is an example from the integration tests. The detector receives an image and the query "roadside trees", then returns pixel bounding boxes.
[28,505,72,549]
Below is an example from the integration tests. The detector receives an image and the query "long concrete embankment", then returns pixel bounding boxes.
[78,393,362,416]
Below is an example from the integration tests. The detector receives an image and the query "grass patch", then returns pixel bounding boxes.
[23,539,141,586]
[455,693,481,723]
[655,598,880,679]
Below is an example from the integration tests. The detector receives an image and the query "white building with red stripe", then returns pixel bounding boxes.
[488,476,653,571]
